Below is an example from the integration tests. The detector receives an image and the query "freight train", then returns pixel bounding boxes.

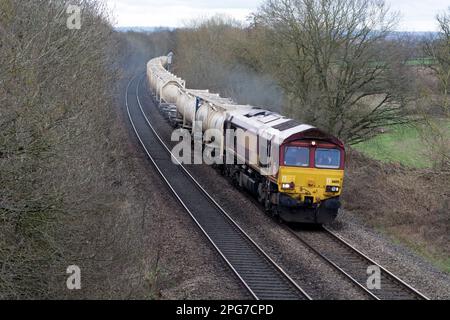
[147,54,345,224]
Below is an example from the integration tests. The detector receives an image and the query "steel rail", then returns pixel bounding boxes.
[322,227,430,300]
[126,74,312,300]
[288,225,430,300]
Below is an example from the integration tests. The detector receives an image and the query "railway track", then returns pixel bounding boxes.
[192,163,429,301]
[126,74,311,300]
[288,226,430,300]
[227,190,429,300]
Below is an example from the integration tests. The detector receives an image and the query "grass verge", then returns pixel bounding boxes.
[353,120,450,169]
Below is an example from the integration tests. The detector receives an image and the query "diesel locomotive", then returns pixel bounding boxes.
[147,55,345,224]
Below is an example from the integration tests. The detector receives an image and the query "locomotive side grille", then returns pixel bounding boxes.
[272,120,302,131]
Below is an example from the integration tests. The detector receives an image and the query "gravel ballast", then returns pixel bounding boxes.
[329,213,450,300]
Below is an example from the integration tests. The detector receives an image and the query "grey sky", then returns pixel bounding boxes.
[105,0,449,31]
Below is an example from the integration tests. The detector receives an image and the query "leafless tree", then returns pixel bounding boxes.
[174,15,284,111]
[424,7,450,115]
[0,0,151,299]
[421,7,450,170]
[253,0,411,144]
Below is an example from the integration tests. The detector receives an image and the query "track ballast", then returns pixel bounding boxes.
[289,226,429,300]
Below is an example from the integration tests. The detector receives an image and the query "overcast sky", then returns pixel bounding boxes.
[105,0,449,32]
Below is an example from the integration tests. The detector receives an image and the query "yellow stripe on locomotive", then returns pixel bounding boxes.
[278,167,344,204]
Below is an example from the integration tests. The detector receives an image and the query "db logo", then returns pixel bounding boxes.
[66,265,81,290]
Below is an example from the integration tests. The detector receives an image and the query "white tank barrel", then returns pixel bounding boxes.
[147,55,227,134]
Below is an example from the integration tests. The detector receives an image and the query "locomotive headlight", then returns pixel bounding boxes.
[282,183,295,190]
[326,186,340,193]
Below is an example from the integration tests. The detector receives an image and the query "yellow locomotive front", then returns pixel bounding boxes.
[225,118,346,225]
[273,137,345,224]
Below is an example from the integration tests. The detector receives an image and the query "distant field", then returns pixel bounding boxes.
[405,57,436,66]
[353,120,450,169]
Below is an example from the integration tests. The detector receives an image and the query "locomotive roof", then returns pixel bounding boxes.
[227,109,316,143]
[184,85,316,139]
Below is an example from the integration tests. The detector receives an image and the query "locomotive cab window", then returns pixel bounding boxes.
[315,148,341,169]
[284,147,310,167]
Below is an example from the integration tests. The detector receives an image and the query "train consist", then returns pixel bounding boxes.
[147,55,345,224]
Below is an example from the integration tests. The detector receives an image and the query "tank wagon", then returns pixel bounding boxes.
[147,55,345,224]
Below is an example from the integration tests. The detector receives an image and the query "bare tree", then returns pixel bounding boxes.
[253,0,410,144]
[174,15,284,110]
[424,7,450,115]
[421,7,450,170]
[0,0,144,299]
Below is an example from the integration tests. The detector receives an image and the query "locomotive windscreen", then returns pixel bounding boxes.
[315,149,341,169]
[284,147,310,167]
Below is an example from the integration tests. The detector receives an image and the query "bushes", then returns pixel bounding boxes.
[1,5,193,298]
[0,0,120,298]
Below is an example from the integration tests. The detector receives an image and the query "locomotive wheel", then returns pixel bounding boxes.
[264,198,272,213]
[257,183,266,204]
[232,171,240,189]
[271,207,281,221]
[219,164,226,176]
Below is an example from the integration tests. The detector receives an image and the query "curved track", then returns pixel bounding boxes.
[289,226,430,300]
[125,74,311,300]
[207,170,430,300]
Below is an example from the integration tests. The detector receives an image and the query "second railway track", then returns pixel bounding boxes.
[235,188,430,300]
[289,226,430,300]
[126,73,311,300]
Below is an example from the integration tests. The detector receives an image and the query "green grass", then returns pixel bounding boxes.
[377,227,450,275]
[353,120,450,169]
[437,258,450,274]
[354,124,430,168]
[368,58,436,68]
[405,57,436,66]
